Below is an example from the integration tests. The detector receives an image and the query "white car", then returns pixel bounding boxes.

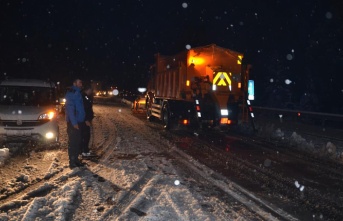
[0,79,59,145]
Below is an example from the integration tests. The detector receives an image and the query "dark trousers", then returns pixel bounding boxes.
[80,122,91,153]
[67,122,82,164]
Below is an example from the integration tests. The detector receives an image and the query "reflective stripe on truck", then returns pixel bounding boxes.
[151,103,162,118]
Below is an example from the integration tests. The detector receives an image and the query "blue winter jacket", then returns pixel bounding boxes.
[65,85,85,126]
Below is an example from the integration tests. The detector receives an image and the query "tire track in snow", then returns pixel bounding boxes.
[100,169,156,220]
[5,177,83,221]
[128,109,299,220]
[93,105,214,220]
[99,105,266,220]
[91,106,121,173]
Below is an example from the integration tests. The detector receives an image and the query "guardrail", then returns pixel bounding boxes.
[252,106,343,130]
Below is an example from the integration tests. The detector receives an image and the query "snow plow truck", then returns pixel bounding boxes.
[146,44,251,130]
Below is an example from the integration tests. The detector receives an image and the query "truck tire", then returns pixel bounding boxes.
[146,108,154,121]
[162,104,171,130]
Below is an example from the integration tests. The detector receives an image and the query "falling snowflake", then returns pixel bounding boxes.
[325,12,333,19]
[295,181,300,188]
[285,79,292,85]
[185,44,191,50]
[286,54,293,60]
[182,3,188,8]
[300,186,305,191]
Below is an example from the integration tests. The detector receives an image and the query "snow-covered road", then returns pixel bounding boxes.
[0,103,275,220]
[1,101,343,221]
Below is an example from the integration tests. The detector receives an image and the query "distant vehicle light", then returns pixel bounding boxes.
[138,87,146,93]
[113,89,119,96]
[138,100,146,105]
[220,118,231,124]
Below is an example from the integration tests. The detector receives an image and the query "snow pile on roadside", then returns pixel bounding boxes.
[264,125,343,161]
[289,132,315,151]
[243,119,343,162]
[0,148,10,167]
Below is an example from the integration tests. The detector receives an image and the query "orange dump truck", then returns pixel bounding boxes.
[146,44,250,129]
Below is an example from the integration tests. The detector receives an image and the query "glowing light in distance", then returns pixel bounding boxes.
[113,89,119,96]
[138,87,146,93]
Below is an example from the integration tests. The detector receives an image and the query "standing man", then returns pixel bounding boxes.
[65,79,86,168]
[80,86,94,157]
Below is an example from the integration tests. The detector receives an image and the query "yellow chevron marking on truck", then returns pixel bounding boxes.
[237,55,243,64]
[213,72,231,86]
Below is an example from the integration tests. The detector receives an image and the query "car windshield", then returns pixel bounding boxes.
[0,86,56,106]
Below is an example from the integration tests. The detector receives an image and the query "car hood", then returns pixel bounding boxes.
[0,105,55,121]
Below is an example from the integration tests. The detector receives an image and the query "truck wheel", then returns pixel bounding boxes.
[162,105,171,129]
[147,108,154,121]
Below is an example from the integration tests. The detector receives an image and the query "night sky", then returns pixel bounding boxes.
[1,0,342,112]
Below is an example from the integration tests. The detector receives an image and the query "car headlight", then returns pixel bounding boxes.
[45,132,55,139]
[38,111,56,120]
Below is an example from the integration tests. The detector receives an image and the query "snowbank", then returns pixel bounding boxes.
[251,120,343,162]
[0,148,10,167]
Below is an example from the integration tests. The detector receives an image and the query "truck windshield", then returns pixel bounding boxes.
[0,86,56,106]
